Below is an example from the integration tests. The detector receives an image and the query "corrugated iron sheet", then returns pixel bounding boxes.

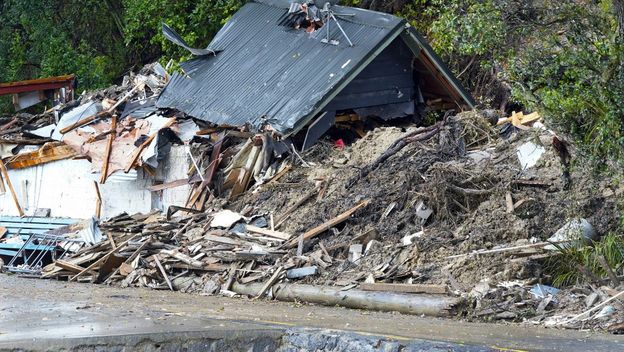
[157,0,404,136]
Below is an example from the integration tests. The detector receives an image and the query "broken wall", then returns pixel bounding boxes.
[0,145,191,219]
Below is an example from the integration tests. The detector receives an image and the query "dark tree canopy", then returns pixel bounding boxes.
[0,0,622,162]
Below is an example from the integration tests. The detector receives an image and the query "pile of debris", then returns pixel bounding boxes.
[14,108,621,332]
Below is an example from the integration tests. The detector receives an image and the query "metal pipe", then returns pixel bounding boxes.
[231,282,462,317]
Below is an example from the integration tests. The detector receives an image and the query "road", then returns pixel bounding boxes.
[0,275,621,351]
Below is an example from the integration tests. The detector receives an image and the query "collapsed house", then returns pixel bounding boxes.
[158,0,475,148]
[0,2,622,332]
[0,0,473,221]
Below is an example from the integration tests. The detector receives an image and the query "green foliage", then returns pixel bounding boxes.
[0,0,246,113]
[123,0,246,66]
[507,1,624,163]
[0,0,622,165]
[546,233,624,287]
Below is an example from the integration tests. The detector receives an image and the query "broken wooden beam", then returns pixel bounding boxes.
[4,142,76,169]
[254,266,283,299]
[597,255,621,287]
[93,181,102,219]
[100,114,117,184]
[246,225,291,241]
[154,255,174,291]
[70,234,139,281]
[59,111,107,134]
[285,200,370,248]
[0,159,24,217]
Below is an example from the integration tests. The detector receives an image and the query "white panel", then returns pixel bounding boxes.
[0,144,193,219]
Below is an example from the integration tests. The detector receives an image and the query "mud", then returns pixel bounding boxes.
[230,112,622,324]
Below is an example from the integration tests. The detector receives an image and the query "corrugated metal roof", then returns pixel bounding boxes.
[157,0,405,136]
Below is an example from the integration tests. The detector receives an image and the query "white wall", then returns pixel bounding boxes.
[0,145,192,219]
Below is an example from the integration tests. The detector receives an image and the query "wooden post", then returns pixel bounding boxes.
[93,181,102,219]
[0,159,24,217]
[100,114,117,184]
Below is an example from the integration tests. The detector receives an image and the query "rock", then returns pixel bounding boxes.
[210,209,244,228]
[401,232,422,246]
[545,218,597,250]
[348,244,363,264]
[595,305,616,319]
[202,279,220,295]
[585,292,599,308]
[364,239,382,255]
[415,201,433,225]
[495,311,518,320]
[516,142,545,169]
[172,276,196,292]
[470,281,491,299]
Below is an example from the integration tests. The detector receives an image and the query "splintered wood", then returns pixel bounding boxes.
[44,208,293,290]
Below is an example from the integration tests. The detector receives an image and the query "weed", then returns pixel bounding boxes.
[546,233,624,288]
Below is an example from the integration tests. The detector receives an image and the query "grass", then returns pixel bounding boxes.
[546,233,624,288]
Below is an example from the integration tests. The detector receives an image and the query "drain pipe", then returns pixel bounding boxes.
[231,282,462,317]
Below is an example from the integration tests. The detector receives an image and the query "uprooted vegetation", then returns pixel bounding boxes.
[225,111,623,329]
[9,109,623,332]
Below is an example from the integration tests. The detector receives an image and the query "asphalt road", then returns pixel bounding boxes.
[0,275,621,351]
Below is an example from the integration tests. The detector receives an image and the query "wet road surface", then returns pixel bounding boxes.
[0,275,622,351]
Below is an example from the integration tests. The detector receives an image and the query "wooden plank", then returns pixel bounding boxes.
[0,159,24,217]
[41,252,100,278]
[246,225,291,241]
[204,234,243,246]
[5,142,76,169]
[93,181,102,219]
[505,192,514,214]
[59,113,101,134]
[359,283,447,294]
[285,200,370,248]
[187,134,224,208]
[99,114,117,184]
[61,85,141,135]
[147,178,190,192]
[103,238,151,284]
[267,164,292,185]
[154,255,174,291]
[255,266,283,299]
[0,171,7,195]
[54,260,92,274]
[124,118,175,172]
[70,234,139,281]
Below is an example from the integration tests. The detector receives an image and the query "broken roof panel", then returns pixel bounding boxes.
[157,0,404,135]
[157,0,474,136]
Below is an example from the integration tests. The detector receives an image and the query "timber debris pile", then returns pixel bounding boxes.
[1,86,621,331]
[0,0,622,334]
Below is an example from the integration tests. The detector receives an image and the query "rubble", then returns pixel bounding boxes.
[0,104,618,332]
[0,60,621,334]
